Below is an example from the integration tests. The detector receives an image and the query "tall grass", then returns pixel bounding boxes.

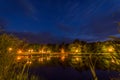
[0,34,38,80]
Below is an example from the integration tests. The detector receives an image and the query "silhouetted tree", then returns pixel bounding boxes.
[0,19,6,33]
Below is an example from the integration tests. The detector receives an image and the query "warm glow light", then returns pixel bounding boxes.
[47,50,51,53]
[46,57,51,61]
[108,48,113,52]
[31,49,33,52]
[17,50,22,54]
[108,46,114,52]
[39,50,42,53]
[28,49,30,52]
[8,47,12,51]
[111,59,115,63]
[38,58,43,62]
[61,56,65,61]
[61,48,65,53]
[26,61,32,64]
[42,51,45,53]
[16,56,21,60]
[76,57,80,61]
[75,49,79,53]
[28,49,33,52]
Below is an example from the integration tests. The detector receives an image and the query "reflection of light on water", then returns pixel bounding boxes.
[26,61,32,64]
[75,57,80,61]
[46,57,51,61]
[71,57,81,63]
[111,59,115,63]
[16,56,21,60]
[38,58,43,62]
[25,56,29,59]
[61,56,65,61]
[17,50,22,54]
[29,49,33,52]
[47,50,51,53]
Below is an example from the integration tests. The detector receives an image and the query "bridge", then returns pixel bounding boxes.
[17,52,115,57]
[18,52,115,55]
[15,52,120,65]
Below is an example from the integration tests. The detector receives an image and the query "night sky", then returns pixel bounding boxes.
[0,0,120,43]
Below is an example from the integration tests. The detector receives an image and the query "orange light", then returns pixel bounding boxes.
[31,49,33,52]
[61,48,65,53]
[28,50,30,52]
[76,57,79,61]
[61,56,65,61]
[39,50,42,53]
[16,56,21,60]
[17,50,22,54]
[28,49,33,52]
[108,47,114,52]
[26,61,32,64]
[47,50,51,53]
[38,58,43,62]
[47,57,51,61]
[75,49,79,53]
[8,47,12,51]
[111,59,115,63]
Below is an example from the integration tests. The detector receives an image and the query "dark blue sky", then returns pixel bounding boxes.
[0,0,120,43]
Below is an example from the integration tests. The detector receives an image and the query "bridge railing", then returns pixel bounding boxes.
[17,52,118,56]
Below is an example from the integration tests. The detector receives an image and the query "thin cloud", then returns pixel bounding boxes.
[16,0,39,21]
[11,32,72,44]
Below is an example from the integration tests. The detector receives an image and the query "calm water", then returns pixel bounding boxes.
[17,55,120,80]
[28,65,120,80]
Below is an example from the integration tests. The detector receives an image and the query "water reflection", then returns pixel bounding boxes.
[15,55,110,64]
[46,56,51,61]
[26,60,32,64]
[14,54,120,80]
[60,56,65,61]
[38,57,43,62]
[15,54,120,71]
[16,55,69,64]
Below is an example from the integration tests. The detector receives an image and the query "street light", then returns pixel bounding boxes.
[75,49,79,53]
[108,46,114,52]
[28,49,33,53]
[27,49,33,64]
[17,49,22,54]
[8,47,12,51]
